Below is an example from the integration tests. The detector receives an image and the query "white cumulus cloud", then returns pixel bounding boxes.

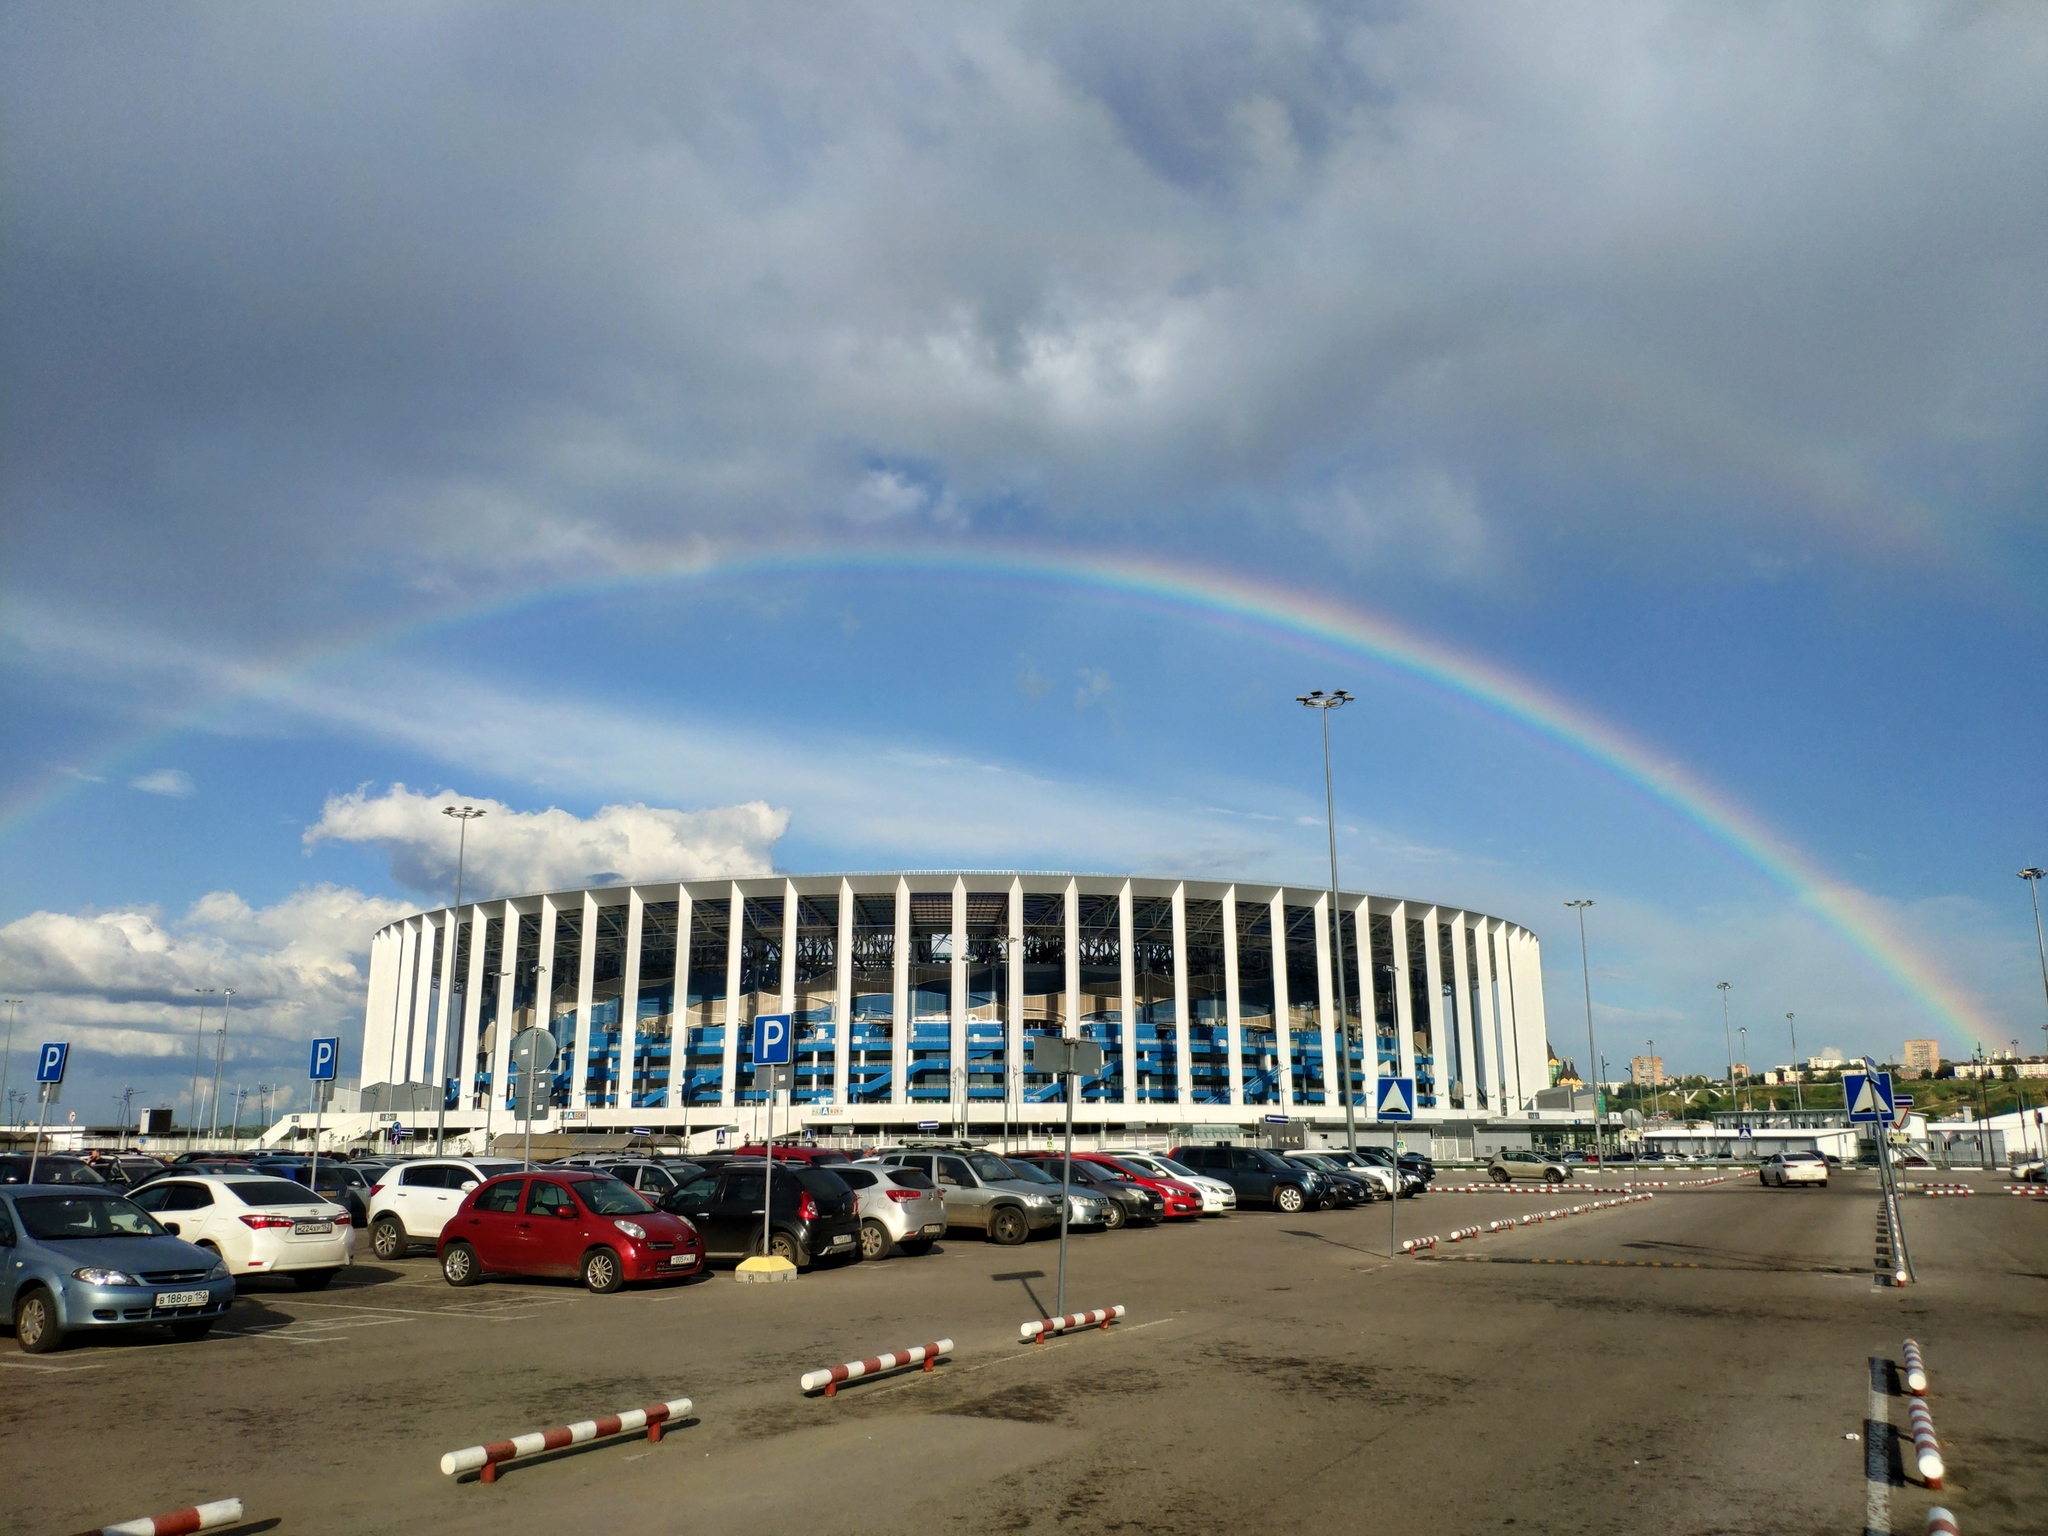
[302,784,788,901]
[130,767,195,797]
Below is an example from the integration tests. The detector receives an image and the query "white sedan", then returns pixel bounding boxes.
[1759,1152,1829,1187]
[1102,1150,1238,1214]
[127,1174,356,1288]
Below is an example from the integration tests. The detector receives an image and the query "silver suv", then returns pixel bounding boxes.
[1487,1149,1570,1185]
[880,1150,1066,1245]
[838,1161,948,1259]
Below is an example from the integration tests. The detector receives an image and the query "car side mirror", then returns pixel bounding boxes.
[163,1222,181,1236]
[557,1206,577,1220]
[461,1181,479,1192]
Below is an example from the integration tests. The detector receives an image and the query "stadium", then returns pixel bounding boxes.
[353,873,1549,1142]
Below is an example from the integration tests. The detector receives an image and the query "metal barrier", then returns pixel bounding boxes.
[801,1339,951,1396]
[67,1500,244,1536]
[440,1397,692,1483]
[1021,1306,1125,1342]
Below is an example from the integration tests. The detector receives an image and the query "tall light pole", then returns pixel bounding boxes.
[1565,901,1604,1160]
[0,998,20,1129]
[1298,689,1358,1152]
[191,988,214,1150]
[439,807,486,1157]
[1738,1025,1750,1114]
[1786,1012,1803,1113]
[2022,870,2048,1064]
[1717,982,1734,1119]
[116,1087,136,1153]
[208,989,234,1145]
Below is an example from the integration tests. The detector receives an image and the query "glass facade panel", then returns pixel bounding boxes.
[1407,916,1435,1107]
[1020,893,1066,1104]
[1184,898,1228,1104]
[1131,897,1175,1103]
[547,910,580,1107]
[1076,893,1120,1103]
[735,896,784,1105]
[1465,925,1487,1109]
[682,898,728,1108]
[1236,901,1277,1107]
[1334,907,1367,1107]
[793,893,836,1104]
[634,901,679,1109]
[473,912,504,1107]
[1283,905,1324,1105]
[848,894,894,1104]
[440,919,470,1111]
[1369,914,1400,1074]
[963,892,1007,1106]
[504,913,542,1110]
[907,893,952,1103]
[1438,922,1464,1109]
[583,903,628,1107]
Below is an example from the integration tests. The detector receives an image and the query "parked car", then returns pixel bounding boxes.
[129,1160,253,1189]
[440,1170,707,1292]
[1487,1150,1570,1184]
[1759,1152,1829,1187]
[84,1156,168,1189]
[731,1145,854,1166]
[1069,1153,1204,1219]
[1100,1150,1237,1214]
[876,1150,1065,1245]
[835,1162,948,1259]
[0,1155,106,1187]
[1283,1152,1379,1206]
[124,1174,354,1288]
[556,1157,704,1201]
[992,1156,1113,1229]
[252,1160,373,1227]
[1310,1149,1407,1199]
[365,1157,525,1259]
[1167,1145,1325,1213]
[1010,1154,1164,1228]
[659,1160,860,1269]
[2011,1158,2045,1184]
[0,1185,237,1353]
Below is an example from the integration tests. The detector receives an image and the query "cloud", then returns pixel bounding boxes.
[1075,668,1116,710]
[302,784,789,900]
[130,768,194,797]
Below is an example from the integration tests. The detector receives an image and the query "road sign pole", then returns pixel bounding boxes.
[763,1070,775,1264]
[1057,1062,1074,1320]
[27,1083,58,1185]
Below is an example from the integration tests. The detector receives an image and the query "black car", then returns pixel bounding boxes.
[559,1157,704,1201]
[659,1159,861,1269]
[253,1160,374,1227]
[1011,1154,1164,1229]
[1283,1153,1379,1206]
[0,1154,106,1186]
[1168,1144,1324,1213]
[1347,1147,1425,1197]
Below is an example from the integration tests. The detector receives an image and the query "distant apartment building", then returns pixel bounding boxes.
[1902,1039,1940,1077]
[1630,1054,1665,1087]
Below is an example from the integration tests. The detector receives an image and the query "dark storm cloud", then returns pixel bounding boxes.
[4,1,2043,647]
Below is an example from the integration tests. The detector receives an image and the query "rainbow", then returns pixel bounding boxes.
[5,539,1989,1046]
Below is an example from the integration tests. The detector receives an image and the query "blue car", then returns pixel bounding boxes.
[1,1184,236,1354]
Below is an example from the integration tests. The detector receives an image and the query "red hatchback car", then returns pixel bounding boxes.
[1071,1153,1205,1220]
[438,1169,707,1292]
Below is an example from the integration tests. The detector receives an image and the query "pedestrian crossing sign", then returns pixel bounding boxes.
[1376,1076,1415,1122]
[1843,1070,1895,1124]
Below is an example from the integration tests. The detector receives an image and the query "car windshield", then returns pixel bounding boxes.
[965,1153,1023,1183]
[1150,1156,1202,1178]
[998,1158,1059,1184]
[226,1179,329,1207]
[14,1193,166,1240]
[1103,1158,1157,1179]
[574,1177,654,1215]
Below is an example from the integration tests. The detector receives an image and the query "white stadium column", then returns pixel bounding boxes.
[1452,913,1481,1117]
[668,887,693,1112]
[1389,901,1417,1087]
[361,927,394,1087]
[1171,885,1192,1107]
[408,913,438,1084]
[892,879,910,1106]
[461,906,488,1110]
[951,879,969,1127]
[1351,896,1379,1117]
[392,920,418,1086]
[1271,892,1294,1113]
[781,881,798,1014]
[1421,904,1446,1111]
[432,909,458,1108]
[1314,892,1336,1121]
[571,891,599,1110]
[490,901,518,1115]
[1474,919,1506,1112]
[1513,929,1550,1096]
[834,879,854,1114]
[534,898,559,1106]
[1008,880,1025,1121]
[619,889,645,1114]
[1498,926,1525,1110]
[1222,886,1243,1107]
[721,884,742,1110]
[1064,879,1080,1040]
[1120,883,1136,1109]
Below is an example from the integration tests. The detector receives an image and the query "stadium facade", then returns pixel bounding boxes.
[357,873,1549,1135]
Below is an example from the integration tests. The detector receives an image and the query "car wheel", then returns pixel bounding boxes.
[859,1220,892,1261]
[1274,1184,1306,1214]
[1489,1168,1510,1184]
[370,1217,407,1261]
[897,1238,934,1257]
[441,1242,482,1287]
[582,1246,624,1293]
[1545,1169,1564,1184]
[14,1290,61,1354]
[1100,1199,1127,1230]
[292,1268,339,1292]
[169,1319,214,1343]
[988,1206,1029,1246]
[765,1230,804,1268]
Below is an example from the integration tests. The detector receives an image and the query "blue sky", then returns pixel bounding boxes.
[2,3,2044,1123]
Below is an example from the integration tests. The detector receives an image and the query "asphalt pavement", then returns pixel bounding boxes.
[5,1169,2043,1536]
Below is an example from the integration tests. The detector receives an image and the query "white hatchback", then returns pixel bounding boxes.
[366,1158,525,1259]
[1759,1152,1829,1187]
[126,1175,355,1288]
[1101,1150,1238,1215]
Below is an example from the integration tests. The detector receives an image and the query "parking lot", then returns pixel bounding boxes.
[7,1169,2045,1535]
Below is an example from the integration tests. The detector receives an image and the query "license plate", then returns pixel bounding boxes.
[155,1290,208,1309]
[922,1223,945,1235]
[828,1234,853,1247]
[293,1220,333,1235]
[668,1254,697,1268]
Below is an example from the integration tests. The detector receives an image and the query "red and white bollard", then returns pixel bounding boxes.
[69,1500,244,1536]
[1907,1398,1945,1487]
[1926,1506,1959,1535]
[440,1398,692,1482]
[1021,1305,1125,1342]
[802,1340,951,1395]
[1902,1339,1928,1396]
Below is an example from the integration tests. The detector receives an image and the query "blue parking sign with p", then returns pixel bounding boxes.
[309,1037,339,1081]
[753,1013,792,1065]
[36,1042,69,1084]
[1376,1075,1414,1122]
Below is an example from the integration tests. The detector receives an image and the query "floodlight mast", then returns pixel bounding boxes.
[1298,690,1357,1154]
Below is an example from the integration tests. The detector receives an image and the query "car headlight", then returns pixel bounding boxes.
[72,1266,138,1287]
[611,1219,647,1241]
[207,1256,231,1280]
[1024,1194,1053,1208]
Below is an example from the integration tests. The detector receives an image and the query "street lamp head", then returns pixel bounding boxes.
[1565,899,1594,910]
[443,804,487,822]
[1296,689,1353,709]
[1717,981,1730,992]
